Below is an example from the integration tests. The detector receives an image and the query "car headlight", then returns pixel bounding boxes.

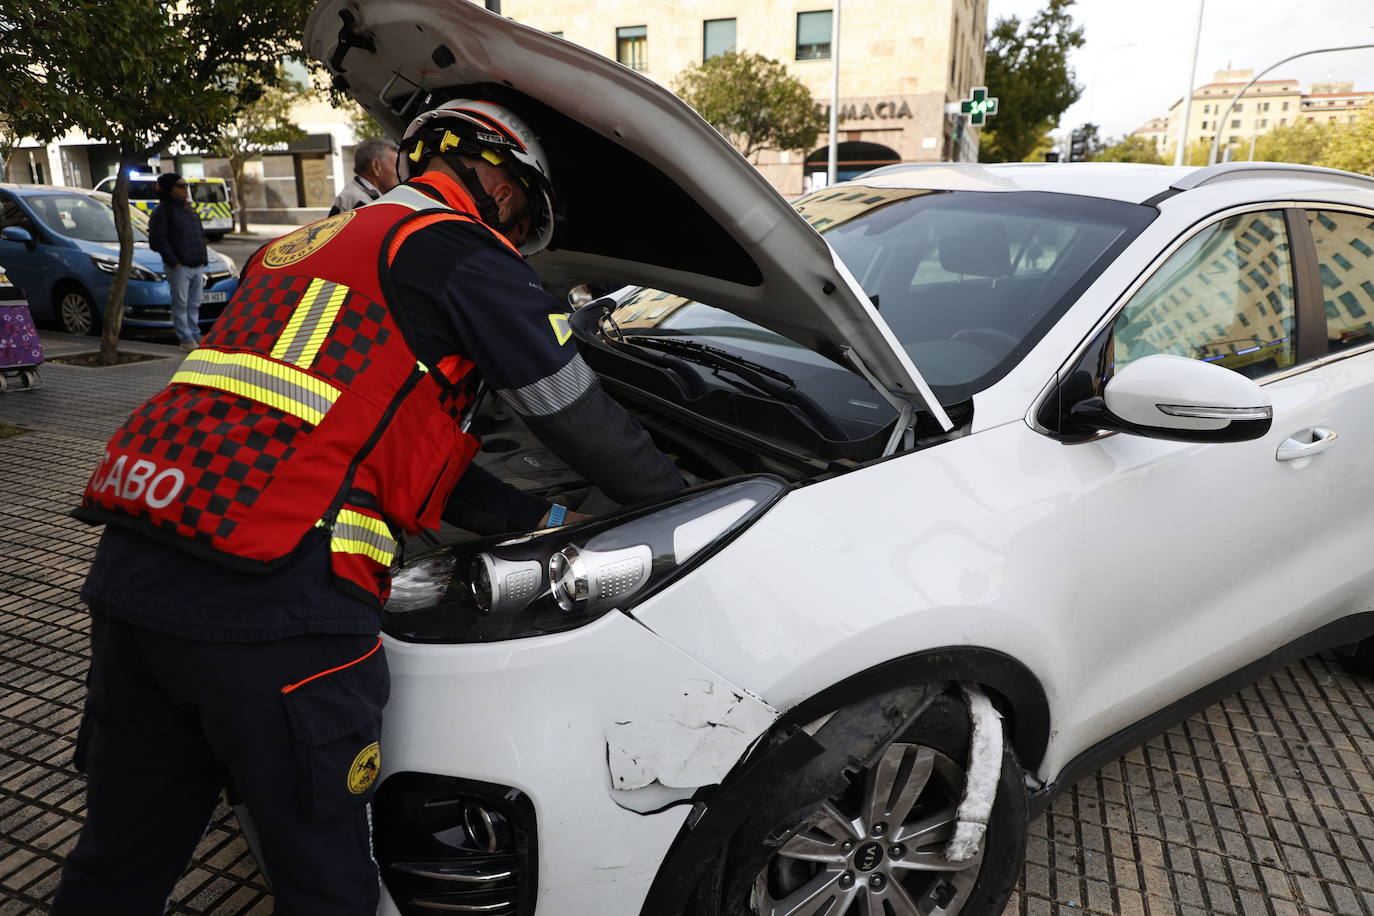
[90,254,162,282]
[384,476,788,643]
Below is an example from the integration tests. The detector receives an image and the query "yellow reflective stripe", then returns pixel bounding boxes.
[171,350,339,425]
[271,278,349,367]
[332,509,397,565]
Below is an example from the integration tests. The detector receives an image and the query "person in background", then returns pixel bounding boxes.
[329,137,400,215]
[147,173,208,352]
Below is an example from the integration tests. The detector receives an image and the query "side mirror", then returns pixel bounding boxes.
[0,226,35,250]
[1071,353,1272,443]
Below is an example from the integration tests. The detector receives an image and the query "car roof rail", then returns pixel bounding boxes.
[1171,161,1374,193]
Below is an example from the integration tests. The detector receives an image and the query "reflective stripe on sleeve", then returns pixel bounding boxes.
[331,509,398,566]
[495,355,597,417]
[170,350,340,425]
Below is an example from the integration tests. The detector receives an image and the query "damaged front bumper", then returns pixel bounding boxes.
[374,608,778,916]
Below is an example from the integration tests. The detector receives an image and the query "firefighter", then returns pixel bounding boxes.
[52,99,684,914]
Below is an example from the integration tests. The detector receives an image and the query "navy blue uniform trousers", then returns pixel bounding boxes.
[52,613,388,915]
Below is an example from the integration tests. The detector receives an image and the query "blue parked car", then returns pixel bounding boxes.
[0,184,238,336]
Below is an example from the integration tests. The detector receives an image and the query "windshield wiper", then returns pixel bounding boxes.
[620,335,847,440]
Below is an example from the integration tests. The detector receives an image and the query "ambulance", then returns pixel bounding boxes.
[93,173,236,240]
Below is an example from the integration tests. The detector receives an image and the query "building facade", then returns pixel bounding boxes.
[501,0,988,196]
[1132,69,1372,160]
[5,0,988,212]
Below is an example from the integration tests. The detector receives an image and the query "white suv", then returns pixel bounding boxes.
[306,3,1374,914]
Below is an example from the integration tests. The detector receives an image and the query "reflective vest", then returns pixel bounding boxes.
[78,177,515,605]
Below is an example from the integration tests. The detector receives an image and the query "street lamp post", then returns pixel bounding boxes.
[1208,43,1374,165]
[827,0,842,187]
[1174,0,1205,167]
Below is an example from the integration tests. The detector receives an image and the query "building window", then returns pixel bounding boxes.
[1203,104,1211,114]
[1201,121,1209,129]
[1231,119,1241,129]
[796,10,832,60]
[1235,103,1243,112]
[1283,101,1290,110]
[703,18,736,60]
[616,25,647,71]
[550,30,563,38]
[1259,119,1267,127]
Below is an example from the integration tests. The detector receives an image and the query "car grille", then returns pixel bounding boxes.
[374,773,537,916]
[205,270,233,285]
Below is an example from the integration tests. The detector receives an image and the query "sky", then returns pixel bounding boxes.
[983,0,1374,143]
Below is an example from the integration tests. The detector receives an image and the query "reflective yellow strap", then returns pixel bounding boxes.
[170,349,340,426]
[332,509,397,566]
[271,277,350,367]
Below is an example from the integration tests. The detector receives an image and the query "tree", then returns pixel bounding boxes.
[1252,120,1330,166]
[980,0,1085,162]
[0,0,311,364]
[1316,110,1374,175]
[1095,135,1166,164]
[673,51,826,162]
[346,101,387,142]
[213,74,309,234]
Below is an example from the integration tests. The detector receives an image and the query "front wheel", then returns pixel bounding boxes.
[56,285,101,336]
[694,688,1027,916]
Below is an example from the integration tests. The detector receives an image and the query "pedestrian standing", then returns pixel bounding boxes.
[51,98,684,914]
[329,137,400,215]
[147,173,208,351]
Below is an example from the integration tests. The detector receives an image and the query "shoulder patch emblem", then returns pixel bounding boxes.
[347,741,381,795]
[548,312,573,346]
[262,211,355,270]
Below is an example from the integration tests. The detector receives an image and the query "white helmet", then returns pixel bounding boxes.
[398,99,555,255]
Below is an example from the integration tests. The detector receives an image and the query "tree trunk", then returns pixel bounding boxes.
[233,155,250,234]
[99,157,138,366]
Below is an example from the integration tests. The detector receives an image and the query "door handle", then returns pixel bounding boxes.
[1276,427,1338,461]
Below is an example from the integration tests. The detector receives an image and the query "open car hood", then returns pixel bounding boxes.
[305,0,948,428]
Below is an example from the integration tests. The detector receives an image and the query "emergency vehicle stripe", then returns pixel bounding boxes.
[331,509,397,565]
[171,350,340,426]
[272,278,349,366]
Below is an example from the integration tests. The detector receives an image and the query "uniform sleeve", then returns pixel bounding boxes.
[434,247,686,505]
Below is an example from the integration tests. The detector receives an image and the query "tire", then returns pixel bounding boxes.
[55,284,102,336]
[691,687,1027,916]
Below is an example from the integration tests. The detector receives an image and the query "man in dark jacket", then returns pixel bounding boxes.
[147,173,208,351]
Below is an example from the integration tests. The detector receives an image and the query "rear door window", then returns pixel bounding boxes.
[1305,209,1374,354]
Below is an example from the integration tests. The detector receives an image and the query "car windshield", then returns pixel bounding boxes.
[613,187,1154,415]
[28,193,149,243]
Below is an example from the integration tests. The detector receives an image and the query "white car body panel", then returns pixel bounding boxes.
[376,611,778,916]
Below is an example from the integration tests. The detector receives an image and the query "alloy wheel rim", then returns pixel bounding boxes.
[60,293,93,334]
[751,743,983,916]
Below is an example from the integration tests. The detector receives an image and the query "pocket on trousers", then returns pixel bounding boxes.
[280,637,390,823]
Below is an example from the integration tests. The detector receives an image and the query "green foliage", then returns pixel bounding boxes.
[0,0,312,363]
[1251,120,1330,165]
[346,102,388,142]
[673,51,826,161]
[1315,109,1374,175]
[980,0,1085,162]
[1095,135,1166,164]
[213,72,310,233]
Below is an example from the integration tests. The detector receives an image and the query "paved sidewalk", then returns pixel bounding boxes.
[1,331,1373,914]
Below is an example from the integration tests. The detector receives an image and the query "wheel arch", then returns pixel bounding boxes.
[770,646,1050,772]
[639,647,1046,916]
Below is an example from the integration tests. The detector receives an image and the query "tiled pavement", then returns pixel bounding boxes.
[2,332,1373,915]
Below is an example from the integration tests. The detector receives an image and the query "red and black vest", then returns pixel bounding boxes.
[78,175,518,605]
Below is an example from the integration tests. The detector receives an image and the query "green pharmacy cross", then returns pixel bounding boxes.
[959,87,999,126]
